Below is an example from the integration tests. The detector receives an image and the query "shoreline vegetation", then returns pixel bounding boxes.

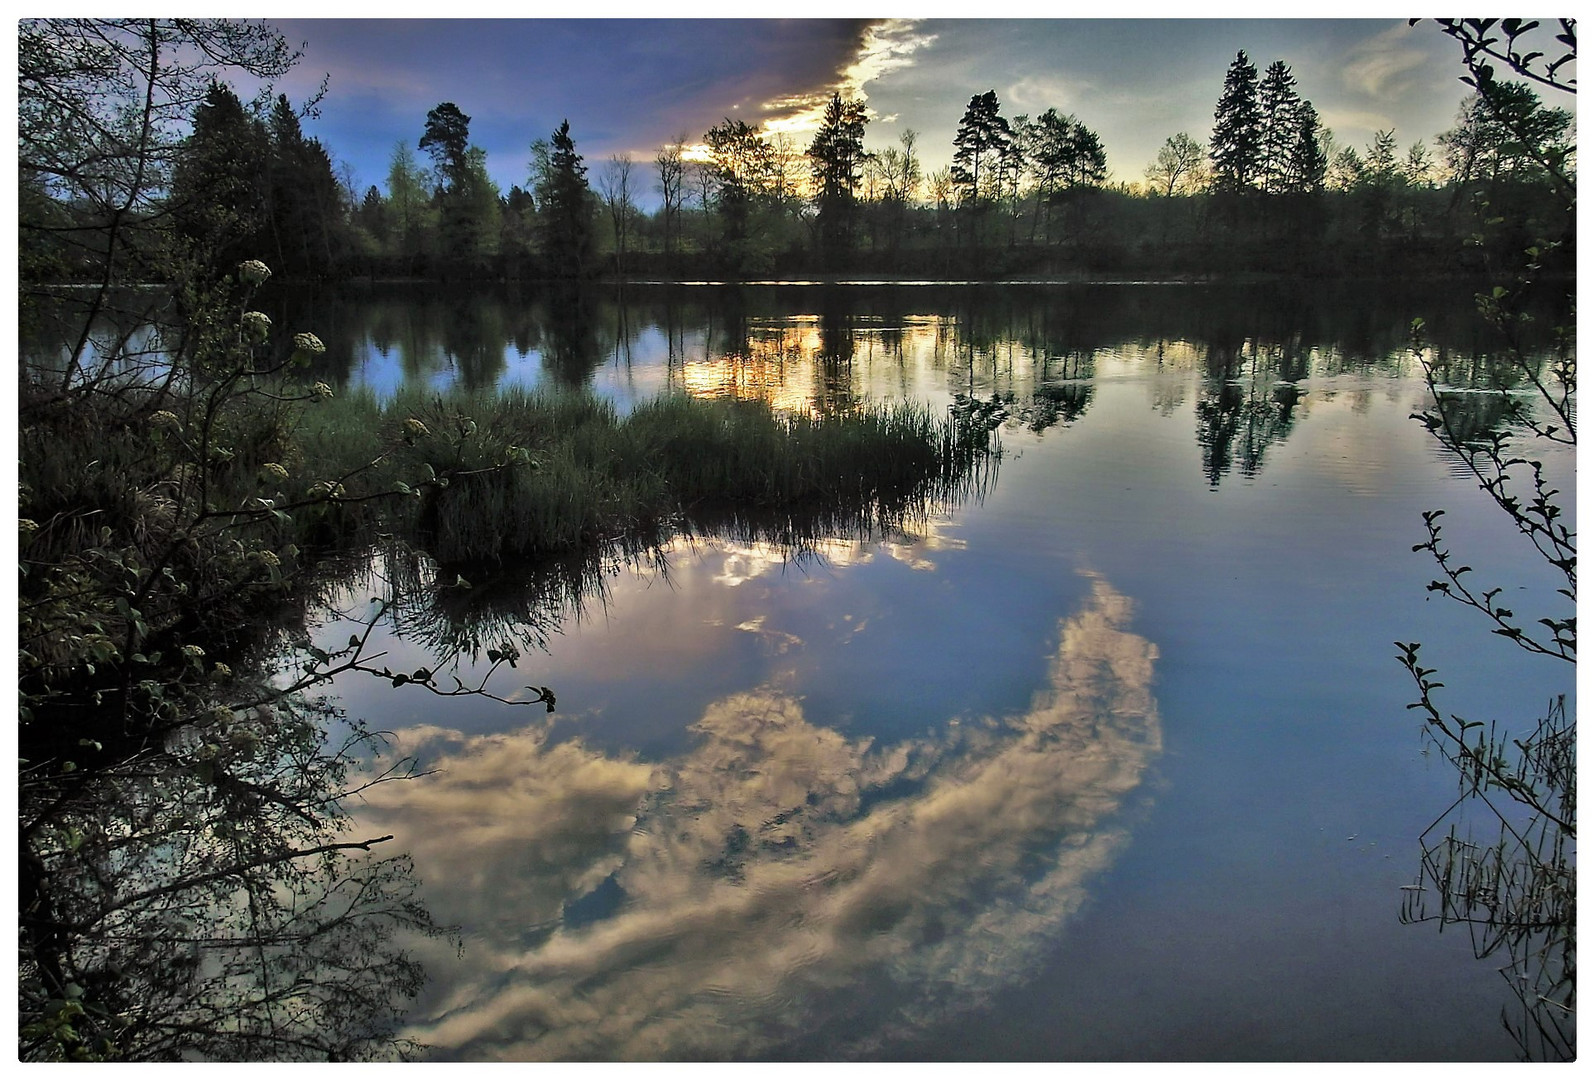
[17,17,1573,1063]
[19,260,1003,1060]
[21,28,1574,292]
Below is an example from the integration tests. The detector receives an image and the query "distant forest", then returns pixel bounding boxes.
[21,37,1576,285]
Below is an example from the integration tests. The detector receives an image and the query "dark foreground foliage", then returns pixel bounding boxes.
[18,266,999,1062]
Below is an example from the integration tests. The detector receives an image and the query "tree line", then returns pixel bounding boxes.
[21,34,1574,286]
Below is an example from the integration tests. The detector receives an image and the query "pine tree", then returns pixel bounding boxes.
[1363,129,1401,186]
[1285,101,1328,193]
[535,119,593,278]
[1257,60,1302,194]
[951,91,1012,207]
[1210,51,1262,193]
[806,92,868,263]
[169,81,270,273]
[418,102,471,185]
[266,95,344,275]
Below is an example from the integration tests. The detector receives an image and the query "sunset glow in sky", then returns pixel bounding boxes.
[259,14,1519,204]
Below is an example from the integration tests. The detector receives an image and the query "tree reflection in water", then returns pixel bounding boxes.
[1194,340,1304,487]
[354,573,1162,1060]
[19,695,450,1061]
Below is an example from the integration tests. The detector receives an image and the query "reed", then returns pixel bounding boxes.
[293,387,998,564]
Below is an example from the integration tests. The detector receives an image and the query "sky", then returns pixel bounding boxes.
[112,10,1585,206]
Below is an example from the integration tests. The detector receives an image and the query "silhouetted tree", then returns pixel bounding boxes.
[1285,102,1328,193]
[498,183,537,276]
[951,90,1012,209]
[951,90,1012,251]
[418,103,497,272]
[354,184,387,247]
[807,92,869,266]
[534,119,594,278]
[1210,51,1262,193]
[168,81,270,274]
[1404,140,1436,187]
[265,95,346,276]
[704,117,775,272]
[1327,144,1364,191]
[418,101,471,183]
[1257,60,1303,194]
[1024,109,1107,242]
[655,134,687,271]
[598,155,636,275]
[1145,132,1208,196]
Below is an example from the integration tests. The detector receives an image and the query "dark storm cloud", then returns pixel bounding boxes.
[260,16,1517,201]
[275,19,874,191]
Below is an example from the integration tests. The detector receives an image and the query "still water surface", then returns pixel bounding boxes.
[289,282,1570,1060]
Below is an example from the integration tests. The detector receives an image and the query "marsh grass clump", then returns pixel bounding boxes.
[297,388,998,564]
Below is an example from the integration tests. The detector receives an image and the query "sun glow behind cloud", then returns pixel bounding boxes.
[758,19,939,140]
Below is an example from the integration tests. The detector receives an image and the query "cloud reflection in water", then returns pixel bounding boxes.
[361,574,1160,1060]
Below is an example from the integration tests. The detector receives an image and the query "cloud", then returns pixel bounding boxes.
[361,573,1163,1059]
[1339,25,1432,100]
[757,18,939,139]
[1318,108,1400,140]
[354,722,658,939]
[1006,72,1096,114]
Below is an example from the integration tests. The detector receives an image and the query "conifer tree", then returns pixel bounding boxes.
[1257,60,1302,194]
[1285,101,1328,193]
[535,119,593,278]
[951,90,1012,207]
[807,92,868,263]
[1210,51,1262,193]
[169,81,270,272]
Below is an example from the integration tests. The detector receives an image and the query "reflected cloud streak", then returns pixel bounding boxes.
[361,574,1160,1060]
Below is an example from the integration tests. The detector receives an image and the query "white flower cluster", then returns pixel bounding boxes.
[292,332,326,355]
[238,259,272,286]
[241,310,272,344]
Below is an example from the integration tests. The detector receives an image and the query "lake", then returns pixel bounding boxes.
[264,280,1572,1060]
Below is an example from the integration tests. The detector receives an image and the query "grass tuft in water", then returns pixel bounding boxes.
[296,388,999,564]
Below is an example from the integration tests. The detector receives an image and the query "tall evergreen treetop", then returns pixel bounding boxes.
[951,90,1012,205]
[1210,51,1262,193]
[169,80,270,269]
[535,119,593,278]
[807,92,868,203]
[419,101,471,184]
[1257,60,1303,194]
[1286,101,1328,193]
[807,92,869,261]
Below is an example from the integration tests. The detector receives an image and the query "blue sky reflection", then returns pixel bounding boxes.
[348,573,1161,1060]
